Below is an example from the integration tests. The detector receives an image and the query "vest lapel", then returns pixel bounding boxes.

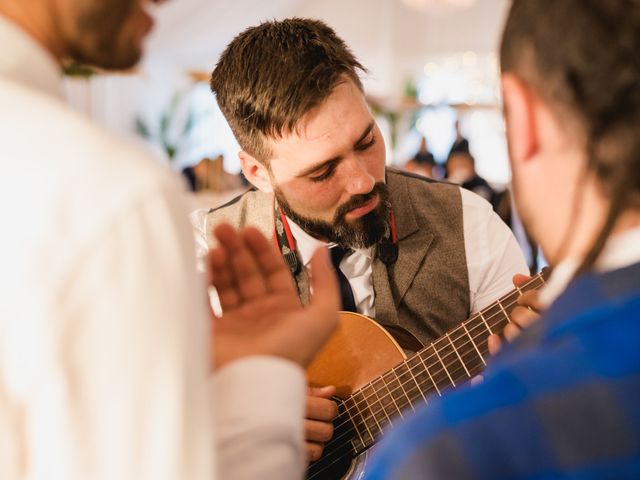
[373,173,434,323]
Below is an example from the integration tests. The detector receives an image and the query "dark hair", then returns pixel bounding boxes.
[500,0,640,273]
[210,18,366,163]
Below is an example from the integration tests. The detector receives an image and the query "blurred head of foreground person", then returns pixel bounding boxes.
[364,1,640,479]
[0,0,156,68]
[0,1,340,480]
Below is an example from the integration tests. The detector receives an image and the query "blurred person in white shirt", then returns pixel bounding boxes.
[0,1,338,479]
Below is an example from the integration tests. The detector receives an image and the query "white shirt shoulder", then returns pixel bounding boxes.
[460,188,529,311]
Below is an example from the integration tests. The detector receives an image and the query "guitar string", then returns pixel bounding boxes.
[319,274,543,437]
[307,275,546,478]
[306,333,494,479]
[307,308,518,480]
[308,331,493,478]
[308,273,547,478]
[317,275,545,456]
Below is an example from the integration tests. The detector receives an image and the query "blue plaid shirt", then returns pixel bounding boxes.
[366,262,640,480]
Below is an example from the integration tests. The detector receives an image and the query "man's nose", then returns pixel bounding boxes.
[343,157,375,195]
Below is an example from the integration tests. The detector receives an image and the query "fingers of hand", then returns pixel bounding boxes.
[305,419,334,443]
[306,395,338,422]
[306,441,325,462]
[512,273,531,288]
[208,247,242,310]
[517,290,544,312]
[488,334,502,356]
[308,247,340,314]
[243,227,298,298]
[213,223,268,302]
[304,393,337,462]
[505,306,540,341]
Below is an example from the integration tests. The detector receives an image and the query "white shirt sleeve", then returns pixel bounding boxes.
[214,357,306,480]
[460,188,529,312]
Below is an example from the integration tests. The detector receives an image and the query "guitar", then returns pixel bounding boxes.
[306,269,550,480]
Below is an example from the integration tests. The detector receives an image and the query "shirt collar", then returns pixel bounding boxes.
[0,14,64,99]
[539,226,640,307]
[286,217,374,266]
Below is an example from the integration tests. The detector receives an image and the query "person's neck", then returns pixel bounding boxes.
[555,207,640,267]
[0,2,64,63]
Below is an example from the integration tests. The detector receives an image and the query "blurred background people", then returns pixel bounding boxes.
[446,150,497,204]
[404,135,436,178]
[448,119,470,156]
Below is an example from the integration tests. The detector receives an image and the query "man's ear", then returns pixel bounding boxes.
[239,151,273,193]
[501,73,538,164]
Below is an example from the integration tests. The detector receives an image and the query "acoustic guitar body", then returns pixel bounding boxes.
[306,312,407,480]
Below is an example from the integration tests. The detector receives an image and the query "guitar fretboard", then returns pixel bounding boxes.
[342,270,549,453]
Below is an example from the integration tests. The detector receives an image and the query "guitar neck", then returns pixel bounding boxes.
[342,269,549,453]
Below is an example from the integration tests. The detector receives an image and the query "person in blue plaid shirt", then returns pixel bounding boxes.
[365,1,640,478]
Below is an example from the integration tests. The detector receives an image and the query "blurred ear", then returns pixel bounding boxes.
[239,151,273,193]
[501,73,538,164]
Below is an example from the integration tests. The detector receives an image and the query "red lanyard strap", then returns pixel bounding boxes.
[273,197,301,276]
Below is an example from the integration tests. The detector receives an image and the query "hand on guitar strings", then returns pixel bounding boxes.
[305,385,339,462]
[488,274,545,356]
[206,223,340,370]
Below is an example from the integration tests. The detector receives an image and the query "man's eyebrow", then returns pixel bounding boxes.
[295,121,376,178]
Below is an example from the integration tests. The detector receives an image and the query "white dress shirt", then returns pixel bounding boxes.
[288,188,528,316]
[0,15,304,480]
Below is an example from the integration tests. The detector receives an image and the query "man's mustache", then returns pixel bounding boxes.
[334,183,386,220]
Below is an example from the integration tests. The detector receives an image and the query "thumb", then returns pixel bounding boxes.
[308,385,337,399]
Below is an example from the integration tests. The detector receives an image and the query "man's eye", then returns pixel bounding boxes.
[309,164,337,182]
[356,132,376,151]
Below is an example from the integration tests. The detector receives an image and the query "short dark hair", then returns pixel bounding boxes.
[500,0,640,272]
[210,18,366,163]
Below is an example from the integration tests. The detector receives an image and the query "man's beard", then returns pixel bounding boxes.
[276,183,392,249]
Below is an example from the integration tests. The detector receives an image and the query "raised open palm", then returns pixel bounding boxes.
[207,223,340,370]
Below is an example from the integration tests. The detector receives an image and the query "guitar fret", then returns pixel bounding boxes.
[392,365,415,412]
[353,391,383,443]
[450,327,486,381]
[497,299,511,326]
[371,377,399,422]
[365,382,393,429]
[380,373,405,419]
[432,343,456,387]
[349,394,376,447]
[406,356,434,402]
[357,385,385,436]
[446,332,470,378]
[462,322,486,366]
[342,396,367,451]
[417,350,441,396]
[405,360,428,403]
[478,312,493,334]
